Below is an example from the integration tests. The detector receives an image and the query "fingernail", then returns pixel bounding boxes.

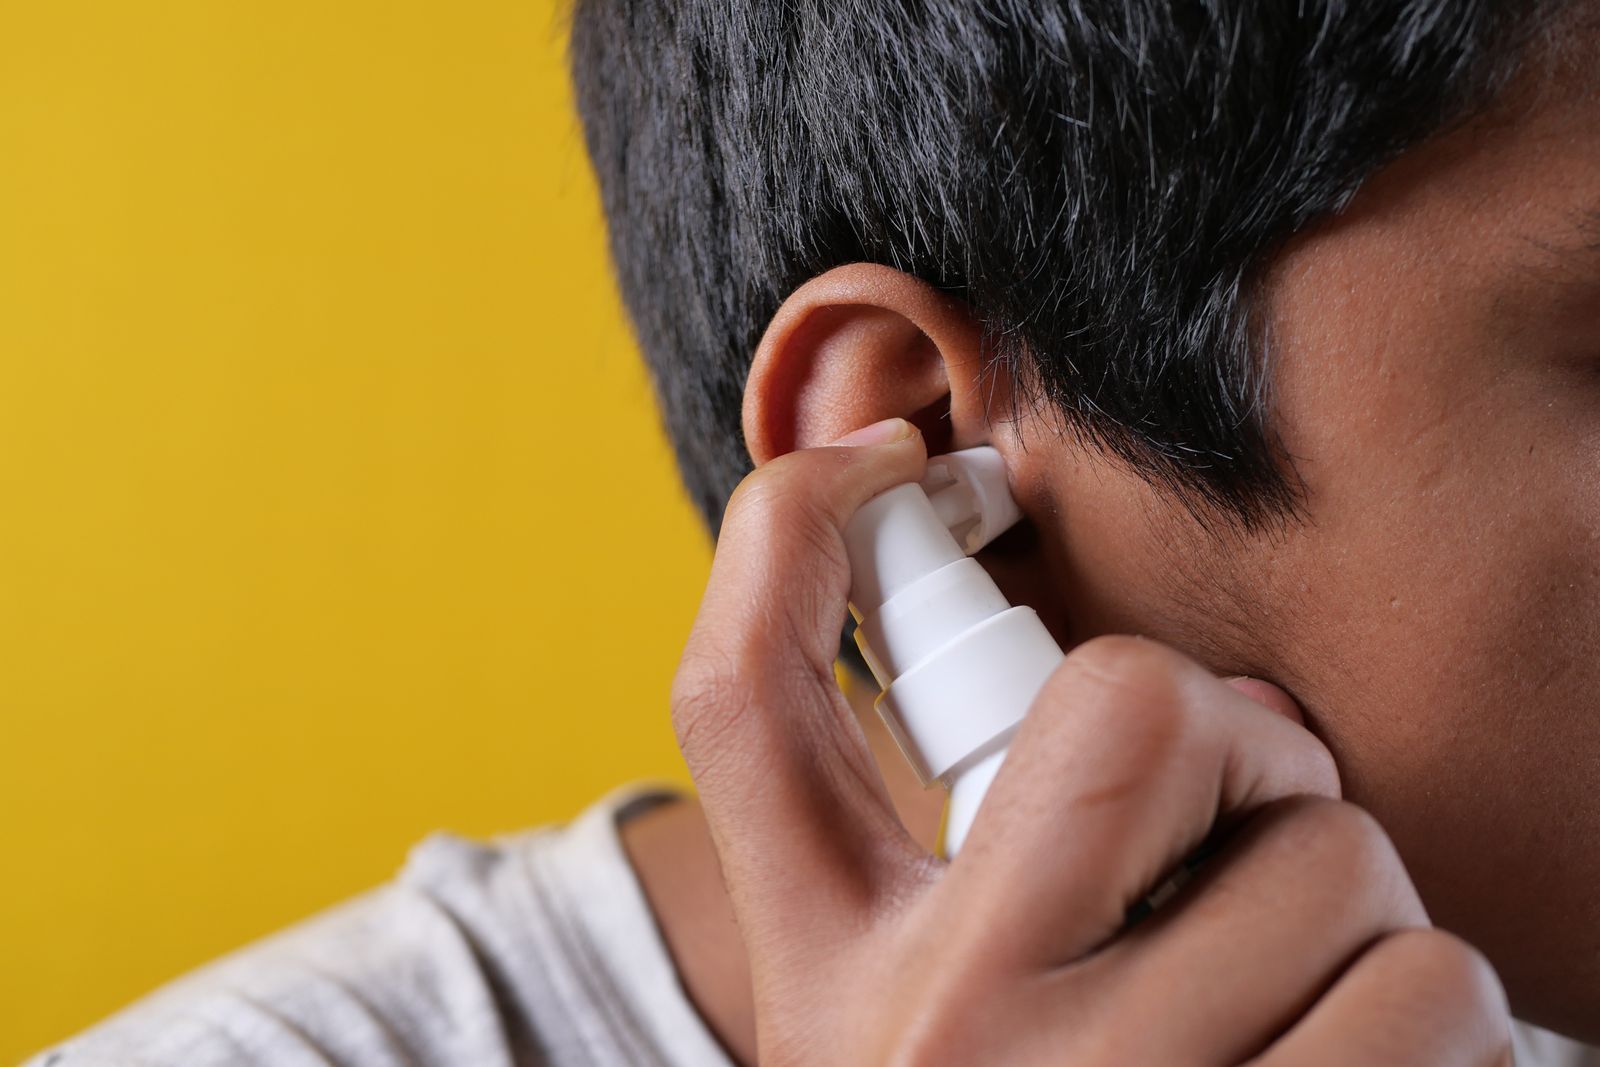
[830,417,914,447]
[1222,675,1305,725]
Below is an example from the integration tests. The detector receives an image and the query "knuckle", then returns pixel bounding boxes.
[721,465,789,540]
[722,460,799,537]
[1298,736,1342,798]
[1376,928,1509,1020]
[1253,798,1439,931]
[723,463,846,574]
[724,446,845,518]
[670,649,736,721]
[1065,634,1188,695]
[1047,635,1196,763]
[718,464,768,528]
[1285,797,1398,872]
[1269,798,1420,916]
[669,649,754,770]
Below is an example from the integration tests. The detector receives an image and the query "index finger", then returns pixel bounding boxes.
[939,636,1341,968]
[670,418,931,957]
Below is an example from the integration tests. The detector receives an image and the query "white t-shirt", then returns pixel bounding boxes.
[24,784,1600,1066]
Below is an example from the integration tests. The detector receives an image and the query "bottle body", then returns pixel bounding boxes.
[843,451,1064,858]
[943,746,1010,856]
[864,599,1062,857]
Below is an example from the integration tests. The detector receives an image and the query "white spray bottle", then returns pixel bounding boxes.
[843,446,1064,856]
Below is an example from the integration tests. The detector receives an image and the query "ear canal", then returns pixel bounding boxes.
[907,393,955,458]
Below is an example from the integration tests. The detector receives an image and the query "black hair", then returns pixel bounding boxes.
[569,1,1554,536]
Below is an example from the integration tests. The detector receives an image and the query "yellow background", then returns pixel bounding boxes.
[0,3,712,1059]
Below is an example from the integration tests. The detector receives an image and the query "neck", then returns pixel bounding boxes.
[619,668,945,1066]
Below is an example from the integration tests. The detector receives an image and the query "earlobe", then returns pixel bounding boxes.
[742,263,994,466]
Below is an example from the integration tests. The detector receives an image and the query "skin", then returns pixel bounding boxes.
[1001,45,1600,1038]
[623,25,1600,1064]
[625,668,1331,1063]
[653,426,1506,1064]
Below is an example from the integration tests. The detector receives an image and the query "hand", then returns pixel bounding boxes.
[671,417,1512,1065]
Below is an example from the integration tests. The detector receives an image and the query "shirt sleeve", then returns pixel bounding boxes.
[34,790,1591,1067]
[22,838,537,1067]
[22,785,728,1067]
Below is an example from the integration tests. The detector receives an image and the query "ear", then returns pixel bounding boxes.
[742,263,1003,465]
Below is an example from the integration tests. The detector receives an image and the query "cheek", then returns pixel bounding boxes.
[1004,341,1600,1019]
[1270,464,1600,792]
[1260,300,1600,1022]
[1258,424,1600,1022]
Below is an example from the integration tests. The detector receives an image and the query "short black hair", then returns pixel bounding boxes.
[569,1,1556,535]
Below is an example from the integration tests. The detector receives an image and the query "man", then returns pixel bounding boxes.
[31,1,1600,1063]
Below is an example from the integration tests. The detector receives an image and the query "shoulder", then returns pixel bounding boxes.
[23,863,521,1067]
[26,783,721,1067]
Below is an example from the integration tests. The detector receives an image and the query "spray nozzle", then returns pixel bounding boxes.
[843,446,1023,615]
[920,446,1024,555]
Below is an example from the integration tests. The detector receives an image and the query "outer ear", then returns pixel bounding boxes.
[742,263,1002,465]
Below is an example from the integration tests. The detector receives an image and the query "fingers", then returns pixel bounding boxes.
[671,418,930,958]
[1221,675,1305,725]
[1079,796,1429,1065]
[1251,928,1512,1067]
[937,635,1340,970]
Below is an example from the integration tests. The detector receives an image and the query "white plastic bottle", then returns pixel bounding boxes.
[843,446,1064,856]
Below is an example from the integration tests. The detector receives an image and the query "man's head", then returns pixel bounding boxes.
[570,0,1600,1038]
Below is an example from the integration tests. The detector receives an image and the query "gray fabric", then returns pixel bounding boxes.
[22,783,1600,1066]
[24,784,734,1067]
